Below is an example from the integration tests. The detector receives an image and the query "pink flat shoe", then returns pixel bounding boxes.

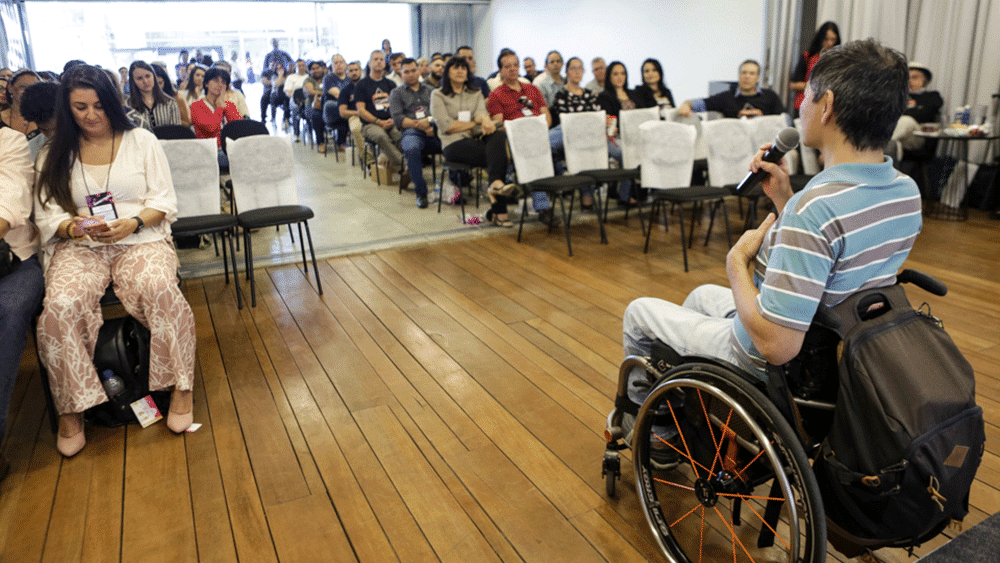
[57,428,86,457]
[167,409,193,434]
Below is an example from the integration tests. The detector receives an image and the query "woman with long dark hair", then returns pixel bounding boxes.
[596,61,641,203]
[151,63,191,127]
[431,56,515,227]
[181,63,207,108]
[127,60,182,131]
[634,58,674,109]
[34,65,196,457]
[790,21,840,112]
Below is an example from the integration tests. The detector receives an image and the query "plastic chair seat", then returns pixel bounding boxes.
[578,168,640,182]
[171,214,238,237]
[527,174,595,194]
[651,185,730,202]
[237,205,315,229]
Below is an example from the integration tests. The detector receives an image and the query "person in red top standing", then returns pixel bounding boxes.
[486,49,555,222]
[190,67,242,166]
[789,21,840,113]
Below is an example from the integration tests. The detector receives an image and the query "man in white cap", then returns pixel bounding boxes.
[891,62,944,151]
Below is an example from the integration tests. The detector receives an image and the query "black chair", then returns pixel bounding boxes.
[227,135,322,307]
[438,160,483,223]
[152,124,196,140]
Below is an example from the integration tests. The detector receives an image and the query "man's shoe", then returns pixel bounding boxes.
[416,195,429,209]
[294,135,301,143]
[399,171,411,191]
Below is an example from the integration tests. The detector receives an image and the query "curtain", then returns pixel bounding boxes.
[415,3,474,60]
[817,0,1000,163]
[0,0,32,69]
[763,0,803,110]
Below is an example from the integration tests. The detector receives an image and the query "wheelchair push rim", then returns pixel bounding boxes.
[633,364,826,563]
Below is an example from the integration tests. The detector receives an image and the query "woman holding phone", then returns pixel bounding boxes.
[34,65,196,457]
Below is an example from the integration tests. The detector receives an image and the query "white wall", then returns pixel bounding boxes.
[477,0,766,102]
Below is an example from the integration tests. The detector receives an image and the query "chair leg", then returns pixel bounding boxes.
[643,199,657,253]
[596,189,608,244]
[705,201,718,247]
[721,199,733,247]
[212,232,220,257]
[245,230,257,307]
[438,166,447,214]
[688,202,700,249]
[559,191,573,256]
[221,232,230,284]
[288,224,295,244]
[516,194,528,242]
[677,203,690,272]
[228,230,243,310]
[297,222,308,273]
[303,221,323,296]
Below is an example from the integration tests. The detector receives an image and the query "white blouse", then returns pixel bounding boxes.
[34,127,178,248]
[0,127,40,259]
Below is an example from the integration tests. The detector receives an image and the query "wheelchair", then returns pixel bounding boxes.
[602,270,952,562]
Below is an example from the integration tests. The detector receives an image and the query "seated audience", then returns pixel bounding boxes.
[181,63,207,109]
[151,63,191,127]
[303,60,328,153]
[356,50,404,175]
[677,59,784,118]
[390,58,441,207]
[522,57,539,83]
[547,56,600,208]
[533,50,565,108]
[455,46,490,97]
[487,49,556,222]
[189,67,241,165]
[891,62,943,151]
[432,56,515,227]
[0,69,10,110]
[0,127,45,470]
[126,61,182,132]
[285,59,310,141]
[585,57,606,95]
[634,58,675,110]
[1,69,40,137]
[424,57,444,88]
[387,53,405,87]
[35,65,196,457]
[18,80,59,159]
[212,61,250,117]
[260,63,275,123]
[117,67,130,95]
[174,50,190,85]
[597,61,642,203]
[270,63,292,131]
[322,54,351,150]
[486,48,530,92]
[621,40,919,418]
[417,57,430,81]
[334,61,364,152]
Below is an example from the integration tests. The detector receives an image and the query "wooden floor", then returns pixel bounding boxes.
[1,204,998,563]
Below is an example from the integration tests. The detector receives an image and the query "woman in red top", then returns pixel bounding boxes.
[189,67,241,166]
[789,21,840,112]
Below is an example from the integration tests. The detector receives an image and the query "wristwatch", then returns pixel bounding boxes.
[132,216,145,233]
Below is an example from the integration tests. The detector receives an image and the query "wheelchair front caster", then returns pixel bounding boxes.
[602,450,621,497]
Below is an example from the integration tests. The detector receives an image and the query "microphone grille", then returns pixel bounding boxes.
[775,127,800,152]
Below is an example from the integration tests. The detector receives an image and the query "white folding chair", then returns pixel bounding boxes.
[228,135,322,306]
[160,138,243,309]
[701,118,760,230]
[749,113,798,176]
[794,118,821,175]
[561,110,609,243]
[641,122,731,271]
[506,115,595,256]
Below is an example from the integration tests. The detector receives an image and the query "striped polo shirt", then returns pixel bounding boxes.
[731,157,922,378]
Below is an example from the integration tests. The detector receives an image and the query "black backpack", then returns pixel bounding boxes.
[85,316,171,427]
[809,282,984,553]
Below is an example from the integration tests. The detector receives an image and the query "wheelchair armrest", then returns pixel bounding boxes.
[897,269,947,296]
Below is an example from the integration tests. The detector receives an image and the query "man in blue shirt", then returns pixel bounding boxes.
[623,40,920,403]
[677,60,784,119]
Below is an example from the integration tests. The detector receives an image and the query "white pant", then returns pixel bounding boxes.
[622,284,739,405]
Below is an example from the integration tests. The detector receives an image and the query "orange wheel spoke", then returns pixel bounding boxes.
[668,400,700,477]
[670,503,702,528]
[734,444,768,480]
[655,432,713,475]
[699,506,705,563]
[717,492,786,503]
[653,478,695,491]
[744,498,791,550]
[713,506,758,563]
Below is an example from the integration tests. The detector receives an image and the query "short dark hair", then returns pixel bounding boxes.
[19,80,59,124]
[202,66,231,91]
[431,52,442,60]
[740,59,760,72]
[808,39,908,151]
[456,46,473,55]
[308,60,324,70]
[63,60,86,73]
[389,52,405,63]
[400,57,417,67]
[295,58,305,64]
[497,48,517,69]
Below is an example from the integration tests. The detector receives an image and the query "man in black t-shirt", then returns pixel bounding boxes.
[329,61,363,151]
[678,60,785,119]
[356,50,403,171]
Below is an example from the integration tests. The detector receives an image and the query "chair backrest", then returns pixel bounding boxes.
[701,118,756,187]
[227,135,298,210]
[749,114,798,175]
[221,119,269,154]
[619,107,660,169]
[159,138,220,217]
[794,117,821,175]
[640,121,696,190]
[560,110,608,174]
[669,111,709,160]
[153,124,196,140]
[505,115,554,184]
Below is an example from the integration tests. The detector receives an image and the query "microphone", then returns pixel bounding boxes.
[735,127,800,195]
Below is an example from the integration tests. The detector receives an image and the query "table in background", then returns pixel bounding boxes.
[914,131,999,221]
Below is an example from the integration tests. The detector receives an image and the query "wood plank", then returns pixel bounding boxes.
[265,495,357,563]
[77,426,126,563]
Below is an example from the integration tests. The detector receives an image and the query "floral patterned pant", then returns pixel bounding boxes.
[37,240,196,414]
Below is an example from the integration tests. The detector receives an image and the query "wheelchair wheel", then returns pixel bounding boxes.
[633,362,826,563]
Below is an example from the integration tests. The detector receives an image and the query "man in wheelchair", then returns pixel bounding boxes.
[612,40,927,561]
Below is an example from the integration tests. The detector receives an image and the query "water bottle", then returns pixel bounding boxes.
[99,369,127,403]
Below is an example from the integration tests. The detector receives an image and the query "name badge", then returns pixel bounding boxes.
[457,110,471,122]
[521,107,534,117]
[85,191,118,221]
[415,110,426,119]
[374,102,386,111]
